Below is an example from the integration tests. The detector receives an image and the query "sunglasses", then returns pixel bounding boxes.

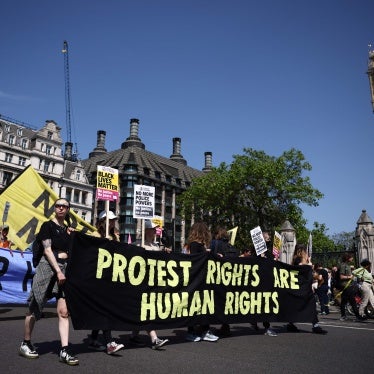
[55,204,69,209]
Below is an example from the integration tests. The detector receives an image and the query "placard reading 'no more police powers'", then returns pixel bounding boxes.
[96,166,119,201]
[133,185,155,219]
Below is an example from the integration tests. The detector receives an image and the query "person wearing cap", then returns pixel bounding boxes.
[130,219,169,350]
[352,259,374,319]
[88,210,124,355]
[96,210,120,241]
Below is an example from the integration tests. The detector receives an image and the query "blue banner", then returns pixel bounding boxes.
[0,247,35,304]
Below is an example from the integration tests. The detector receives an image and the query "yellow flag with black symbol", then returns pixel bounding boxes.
[227,226,238,246]
[0,165,96,251]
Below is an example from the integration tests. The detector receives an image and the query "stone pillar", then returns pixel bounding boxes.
[355,210,374,273]
[279,220,296,264]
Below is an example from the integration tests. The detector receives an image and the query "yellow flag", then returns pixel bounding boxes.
[0,165,96,251]
[227,226,238,246]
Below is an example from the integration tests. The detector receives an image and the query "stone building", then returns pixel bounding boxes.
[279,211,374,274]
[0,115,94,222]
[82,118,213,250]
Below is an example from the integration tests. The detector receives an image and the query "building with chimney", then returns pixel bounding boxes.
[0,115,94,222]
[82,118,213,250]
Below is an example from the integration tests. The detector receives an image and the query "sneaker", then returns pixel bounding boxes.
[129,335,146,347]
[286,323,299,332]
[340,316,348,321]
[151,338,169,350]
[59,348,79,366]
[106,341,124,355]
[355,315,367,322]
[19,341,39,359]
[320,312,326,315]
[88,339,106,351]
[201,330,219,342]
[185,333,201,342]
[219,324,231,337]
[312,325,328,334]
[250,322,260,331]
[264,328,277,337]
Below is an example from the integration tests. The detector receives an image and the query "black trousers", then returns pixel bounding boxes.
[340,285,359,317]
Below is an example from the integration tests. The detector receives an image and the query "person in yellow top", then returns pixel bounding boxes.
[352,259,374,319]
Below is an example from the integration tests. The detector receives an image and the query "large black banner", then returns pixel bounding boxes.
[65,233,316,331]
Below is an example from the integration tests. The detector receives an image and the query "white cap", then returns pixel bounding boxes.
[145,220,158,229]
[98,210,117,220]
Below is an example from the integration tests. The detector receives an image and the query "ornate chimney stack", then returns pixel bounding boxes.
[121,118,145,149]
[89,130,107,158]
[64,142,73,160]
[170,137,187,165]
[202,151,213,172]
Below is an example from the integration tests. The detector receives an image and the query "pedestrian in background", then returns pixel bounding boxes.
[314,263,330,315]
[352,259,374,319]
[338,252,363,321]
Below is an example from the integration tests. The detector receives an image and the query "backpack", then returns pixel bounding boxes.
[332,267,342,290]
[32,234,44,268]
[32,221,52,268]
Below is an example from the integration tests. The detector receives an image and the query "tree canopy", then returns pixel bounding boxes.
[178,147,324,250]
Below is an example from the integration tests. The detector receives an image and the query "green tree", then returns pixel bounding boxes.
[178,147,323,250]
[331,231,355,251]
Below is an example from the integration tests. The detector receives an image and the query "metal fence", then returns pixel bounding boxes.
[311,250,357,268]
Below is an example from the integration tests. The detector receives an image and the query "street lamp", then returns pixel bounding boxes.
[58,176,64,197]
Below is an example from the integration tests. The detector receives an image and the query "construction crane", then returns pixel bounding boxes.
[62,40,77,161]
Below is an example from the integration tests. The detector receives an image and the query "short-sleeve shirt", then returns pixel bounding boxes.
[38,220,71,255]
[338,262,352,287]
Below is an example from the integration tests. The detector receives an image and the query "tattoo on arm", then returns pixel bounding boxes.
[42,239,52,249]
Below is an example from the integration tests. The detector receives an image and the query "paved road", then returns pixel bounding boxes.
[1,304,373,374]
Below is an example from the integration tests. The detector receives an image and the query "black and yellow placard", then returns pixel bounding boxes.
[65,232,316,331]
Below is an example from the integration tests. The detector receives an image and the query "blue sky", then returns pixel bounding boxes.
[1,0,374,235]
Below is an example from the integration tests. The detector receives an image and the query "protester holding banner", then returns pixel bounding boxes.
[89,211,125,355]
[131,219,169,350]
[19,198,79,365]
[210,226,235,337]
[286,244,328,334]
[247,233,278,337]
[185,221,219,343]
